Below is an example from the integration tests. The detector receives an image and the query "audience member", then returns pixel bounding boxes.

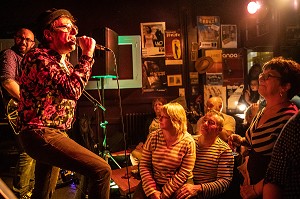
[133,102,196,199]
[17,8,111,199]
[130,97,167,165]
[176,110,234,199]
[243,78,261,106]
[228,57,300,199]
[263,110,300,199]
[196,96,236,142]
[0,28,35,198]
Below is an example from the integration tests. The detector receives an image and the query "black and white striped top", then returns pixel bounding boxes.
[193,136,234,199]
[245,103,298,155]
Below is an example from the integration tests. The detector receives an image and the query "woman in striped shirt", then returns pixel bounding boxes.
[133,102,196,199]
[176,110,234,199]
[228,57,300,199]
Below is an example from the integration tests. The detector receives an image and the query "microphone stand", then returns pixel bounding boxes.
[83,80,121,169]
[82,90,106,112]
[99,78,121,169]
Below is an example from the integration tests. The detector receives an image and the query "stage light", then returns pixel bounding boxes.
[247,1,261,14]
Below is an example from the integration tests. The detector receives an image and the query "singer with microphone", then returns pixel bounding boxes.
[17,8,111,199]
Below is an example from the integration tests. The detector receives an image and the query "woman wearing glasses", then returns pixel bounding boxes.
[17,8,111,199]
[228,57,300,199]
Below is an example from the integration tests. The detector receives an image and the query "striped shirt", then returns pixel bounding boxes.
[193,136,234,199]
[140,129,196,198]
[245,103,298,184]
[245,103,298,155]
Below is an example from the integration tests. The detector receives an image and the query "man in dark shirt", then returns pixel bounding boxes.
[0,28,35,198]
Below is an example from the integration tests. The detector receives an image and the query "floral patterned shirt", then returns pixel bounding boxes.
[17,47,94,131]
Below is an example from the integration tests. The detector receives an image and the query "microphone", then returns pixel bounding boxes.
[76,37,111,51]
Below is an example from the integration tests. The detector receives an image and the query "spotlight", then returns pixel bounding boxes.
[247,1,261,14]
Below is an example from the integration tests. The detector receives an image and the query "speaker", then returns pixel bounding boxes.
[92,27,119,78]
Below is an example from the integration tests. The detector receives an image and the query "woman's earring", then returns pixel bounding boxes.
[279,92,283,97]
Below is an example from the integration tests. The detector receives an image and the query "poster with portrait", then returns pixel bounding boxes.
[141,22,166,57]
[197,16,220,49]
[142,57,167,92]
[165,30,183,65]
[221,24,237,48]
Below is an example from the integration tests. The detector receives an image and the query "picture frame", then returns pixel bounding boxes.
[85,35,142,89]
[140,22,166,57]
[167,74,182,86]
[221,24,237,48]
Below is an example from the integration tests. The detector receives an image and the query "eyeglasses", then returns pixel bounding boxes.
[52,23,78,34]
[259,73,281,80]
[15,36,34,43]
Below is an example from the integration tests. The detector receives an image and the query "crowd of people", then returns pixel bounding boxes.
[1,7,300,199]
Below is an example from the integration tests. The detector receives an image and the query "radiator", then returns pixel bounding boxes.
[125,112,153,146]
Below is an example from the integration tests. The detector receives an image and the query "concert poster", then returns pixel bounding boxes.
[140,22,166,57]
[197,16,220,49]
[165,30,183,65]
[221,24,237,48]
[142,57,167,92]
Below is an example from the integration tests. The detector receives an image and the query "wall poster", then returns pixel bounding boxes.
[221,24,237,48]
[167,74,182,87]
[140,22,166,57]
[197,16,220,49]
[165,30,183,65]
[142,57,167,92]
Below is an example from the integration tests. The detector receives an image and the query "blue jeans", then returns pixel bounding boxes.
[20,127,111,199]
[12,151,35,197]
[12,133,35,197]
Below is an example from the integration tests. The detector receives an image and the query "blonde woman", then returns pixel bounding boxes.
[133,102,196,199]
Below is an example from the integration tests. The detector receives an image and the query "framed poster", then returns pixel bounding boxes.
[165,30,183,65]
[167,75,182,86]
[142,57,167,92]
[221,24,237,48]
[197,16,220,49]
[141,22,166,57]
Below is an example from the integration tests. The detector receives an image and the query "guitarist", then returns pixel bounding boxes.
[0,28,35,198]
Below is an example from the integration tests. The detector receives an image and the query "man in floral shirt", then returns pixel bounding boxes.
[17,8,111,199]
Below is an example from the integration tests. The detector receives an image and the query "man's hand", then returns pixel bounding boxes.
[76,36,96,58]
